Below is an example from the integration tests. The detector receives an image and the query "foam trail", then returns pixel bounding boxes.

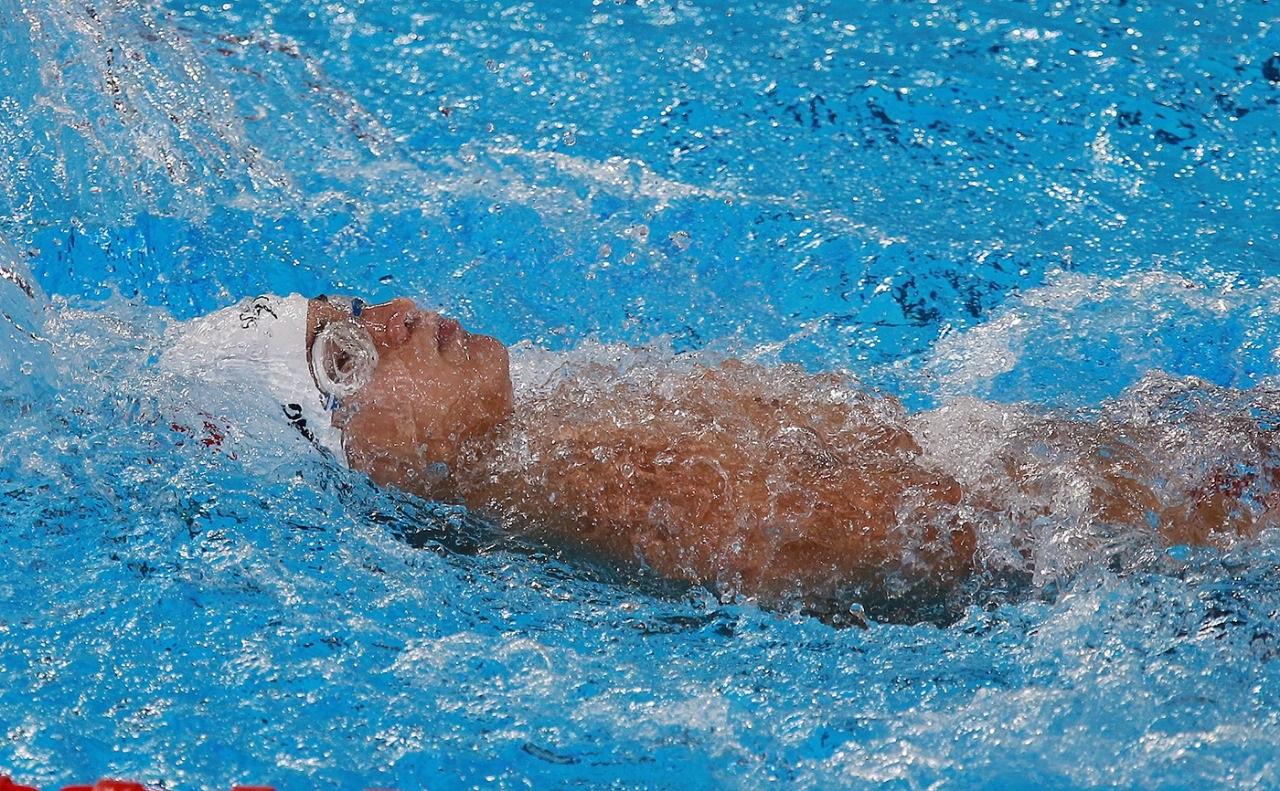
[925,270,1280,407]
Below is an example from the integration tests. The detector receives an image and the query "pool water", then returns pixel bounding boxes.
[2,0,1279,787]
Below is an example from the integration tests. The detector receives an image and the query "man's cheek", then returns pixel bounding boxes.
[377,364,419,395]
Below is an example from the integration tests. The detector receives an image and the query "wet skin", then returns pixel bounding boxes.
[306,297,974,617]
[305,297,514,498]
[304,296,1277,622]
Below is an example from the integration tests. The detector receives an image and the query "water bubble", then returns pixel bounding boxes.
[623,224,649,243]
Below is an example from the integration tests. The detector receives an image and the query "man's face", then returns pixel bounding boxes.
[314,297,513,489]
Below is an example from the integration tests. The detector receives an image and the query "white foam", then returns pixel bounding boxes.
[925,269,1280,405]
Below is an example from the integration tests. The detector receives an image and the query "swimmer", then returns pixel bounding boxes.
[164,293,1280,624]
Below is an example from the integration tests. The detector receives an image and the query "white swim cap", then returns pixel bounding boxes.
[160,294,345,461]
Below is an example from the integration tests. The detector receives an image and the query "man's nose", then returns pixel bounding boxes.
[364,298,421,348]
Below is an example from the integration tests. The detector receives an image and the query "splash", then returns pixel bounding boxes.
[3,0,1280,787]
[924,270,1280,406]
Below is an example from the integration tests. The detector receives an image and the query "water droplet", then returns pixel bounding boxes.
[623,224,649,243]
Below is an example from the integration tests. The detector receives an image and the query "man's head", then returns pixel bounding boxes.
[307,296,514,493]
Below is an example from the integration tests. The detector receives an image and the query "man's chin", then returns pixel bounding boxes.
[472,333,511,368]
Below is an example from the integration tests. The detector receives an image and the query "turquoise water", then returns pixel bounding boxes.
[1,0,1279,787]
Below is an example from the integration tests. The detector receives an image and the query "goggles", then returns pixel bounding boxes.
[310,295,379,408]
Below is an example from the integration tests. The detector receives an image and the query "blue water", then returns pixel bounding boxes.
[2,0,1279,787]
